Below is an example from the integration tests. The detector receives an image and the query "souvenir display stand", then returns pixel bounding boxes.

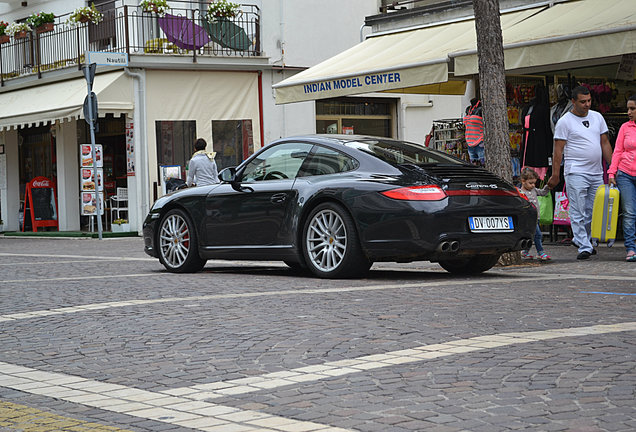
[431,119,468,161]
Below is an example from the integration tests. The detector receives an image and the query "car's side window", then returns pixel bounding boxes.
[298,146,358,177]
[241,142,314,183]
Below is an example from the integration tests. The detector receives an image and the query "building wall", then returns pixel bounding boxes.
[259,0,382,143]
[55,120,80,231]
[0,0,85,22]
[0,130,20,232]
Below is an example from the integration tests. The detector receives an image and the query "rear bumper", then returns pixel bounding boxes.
[356,195,536,262]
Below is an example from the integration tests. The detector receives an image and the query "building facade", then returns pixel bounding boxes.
[0,0,380,233]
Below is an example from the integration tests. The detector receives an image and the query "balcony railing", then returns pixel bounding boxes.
[0,1,260,86]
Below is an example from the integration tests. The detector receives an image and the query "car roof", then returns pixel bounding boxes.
[276,134,415,147]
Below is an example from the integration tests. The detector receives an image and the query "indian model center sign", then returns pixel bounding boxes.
[274,62,449,104]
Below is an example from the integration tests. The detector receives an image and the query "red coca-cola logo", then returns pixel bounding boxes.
[32,179,50,187]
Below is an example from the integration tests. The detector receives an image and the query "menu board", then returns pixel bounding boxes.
[80,144,103,168]
[22,176,58,232]
[81,168,103,192]
[81,191,105,216]
[79,144,104,217]
[126,120,135,176]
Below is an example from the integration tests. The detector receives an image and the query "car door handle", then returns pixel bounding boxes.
[270,193,287,203]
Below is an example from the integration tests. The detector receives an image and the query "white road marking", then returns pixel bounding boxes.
[0,253,154,261]
[162,321,636,400]
[0,361,346,431]
[1,322,634,431]
[0,274,574,322]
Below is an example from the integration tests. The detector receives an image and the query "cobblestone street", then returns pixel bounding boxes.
[0,236,634,431]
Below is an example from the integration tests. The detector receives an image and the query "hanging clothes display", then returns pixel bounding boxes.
[522,85,553,175]
[549,84,573,133]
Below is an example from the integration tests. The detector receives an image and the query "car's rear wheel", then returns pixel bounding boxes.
[438,254,500,275]
[303,203,371,278]
[158,209,207,273]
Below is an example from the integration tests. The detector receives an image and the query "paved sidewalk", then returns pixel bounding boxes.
[0,236,634,431]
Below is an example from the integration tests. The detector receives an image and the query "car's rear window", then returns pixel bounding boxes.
[345,139,464,166]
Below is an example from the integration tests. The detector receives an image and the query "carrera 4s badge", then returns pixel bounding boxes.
[465,183,498,189]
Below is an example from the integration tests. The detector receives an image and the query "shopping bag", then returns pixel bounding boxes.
[537,194,553,225]
[553,191,570,225]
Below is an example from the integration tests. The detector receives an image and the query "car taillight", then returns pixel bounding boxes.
[380,185,447,201]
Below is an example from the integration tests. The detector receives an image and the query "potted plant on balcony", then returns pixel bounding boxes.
[141,0,169,16]
[5,22,32,40]
[67,3,103,26]
[206,0,241,23]
[26,11,56,34]
[0,21,9,44]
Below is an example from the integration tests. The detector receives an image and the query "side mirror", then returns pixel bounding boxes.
[219,167,237,183]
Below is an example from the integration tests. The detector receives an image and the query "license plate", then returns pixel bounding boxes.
[468,216,514,233]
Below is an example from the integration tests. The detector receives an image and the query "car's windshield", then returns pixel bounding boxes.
[345,139,464,166]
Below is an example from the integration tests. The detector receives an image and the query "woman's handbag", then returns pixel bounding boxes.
[537,194,553,225]
[553,188,570,225]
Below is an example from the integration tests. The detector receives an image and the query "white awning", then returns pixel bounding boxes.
[273,7,541,104]
[453,0,636,76]
[274,0,636,105]
[0,71,133,131]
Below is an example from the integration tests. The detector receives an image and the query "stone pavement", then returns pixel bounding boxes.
[0,236,634,431]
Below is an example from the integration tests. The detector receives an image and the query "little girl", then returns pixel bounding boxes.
[519,168,551,260]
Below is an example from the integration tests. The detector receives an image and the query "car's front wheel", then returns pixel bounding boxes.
[302,203,371,278]
[438,254,500,275]
[157,209,207,273]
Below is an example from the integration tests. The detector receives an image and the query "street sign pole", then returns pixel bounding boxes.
[82,63,102,239]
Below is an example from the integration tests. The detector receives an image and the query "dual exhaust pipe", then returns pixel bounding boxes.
[437,238,532,253]
[437,240,460,253]
[519,238,533,250]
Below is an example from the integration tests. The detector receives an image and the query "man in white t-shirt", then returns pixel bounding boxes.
[547,86,613,260]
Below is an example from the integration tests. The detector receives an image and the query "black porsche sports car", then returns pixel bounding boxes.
[143,135,536,278]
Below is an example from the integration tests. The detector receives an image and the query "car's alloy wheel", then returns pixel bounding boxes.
[158,209,206,273]
[303,203,370,278]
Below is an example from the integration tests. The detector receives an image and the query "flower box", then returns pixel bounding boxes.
[14,31,29,40]
[111,223,130,232]
[0,35,9,44]
[36,22,54,34]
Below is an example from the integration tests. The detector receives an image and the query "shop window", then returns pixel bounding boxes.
[211,120,254,170]
[316,98,394,137]
[18,125,55,195]
[94,115,126,197]
[155,120,197,180]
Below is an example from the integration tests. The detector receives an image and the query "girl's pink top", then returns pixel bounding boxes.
[608,120,636,177]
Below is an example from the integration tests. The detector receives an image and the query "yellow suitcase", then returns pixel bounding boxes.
[591,184,620,247]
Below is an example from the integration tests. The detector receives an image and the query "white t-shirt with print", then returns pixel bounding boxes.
[553,110,608,176]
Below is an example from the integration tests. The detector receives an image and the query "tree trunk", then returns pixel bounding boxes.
[472,0,520,265]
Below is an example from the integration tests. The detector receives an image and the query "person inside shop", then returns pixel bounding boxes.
[186,138,219,187]
[608,94,636,262]
[547,86,613,260]
[462,98,484,166]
